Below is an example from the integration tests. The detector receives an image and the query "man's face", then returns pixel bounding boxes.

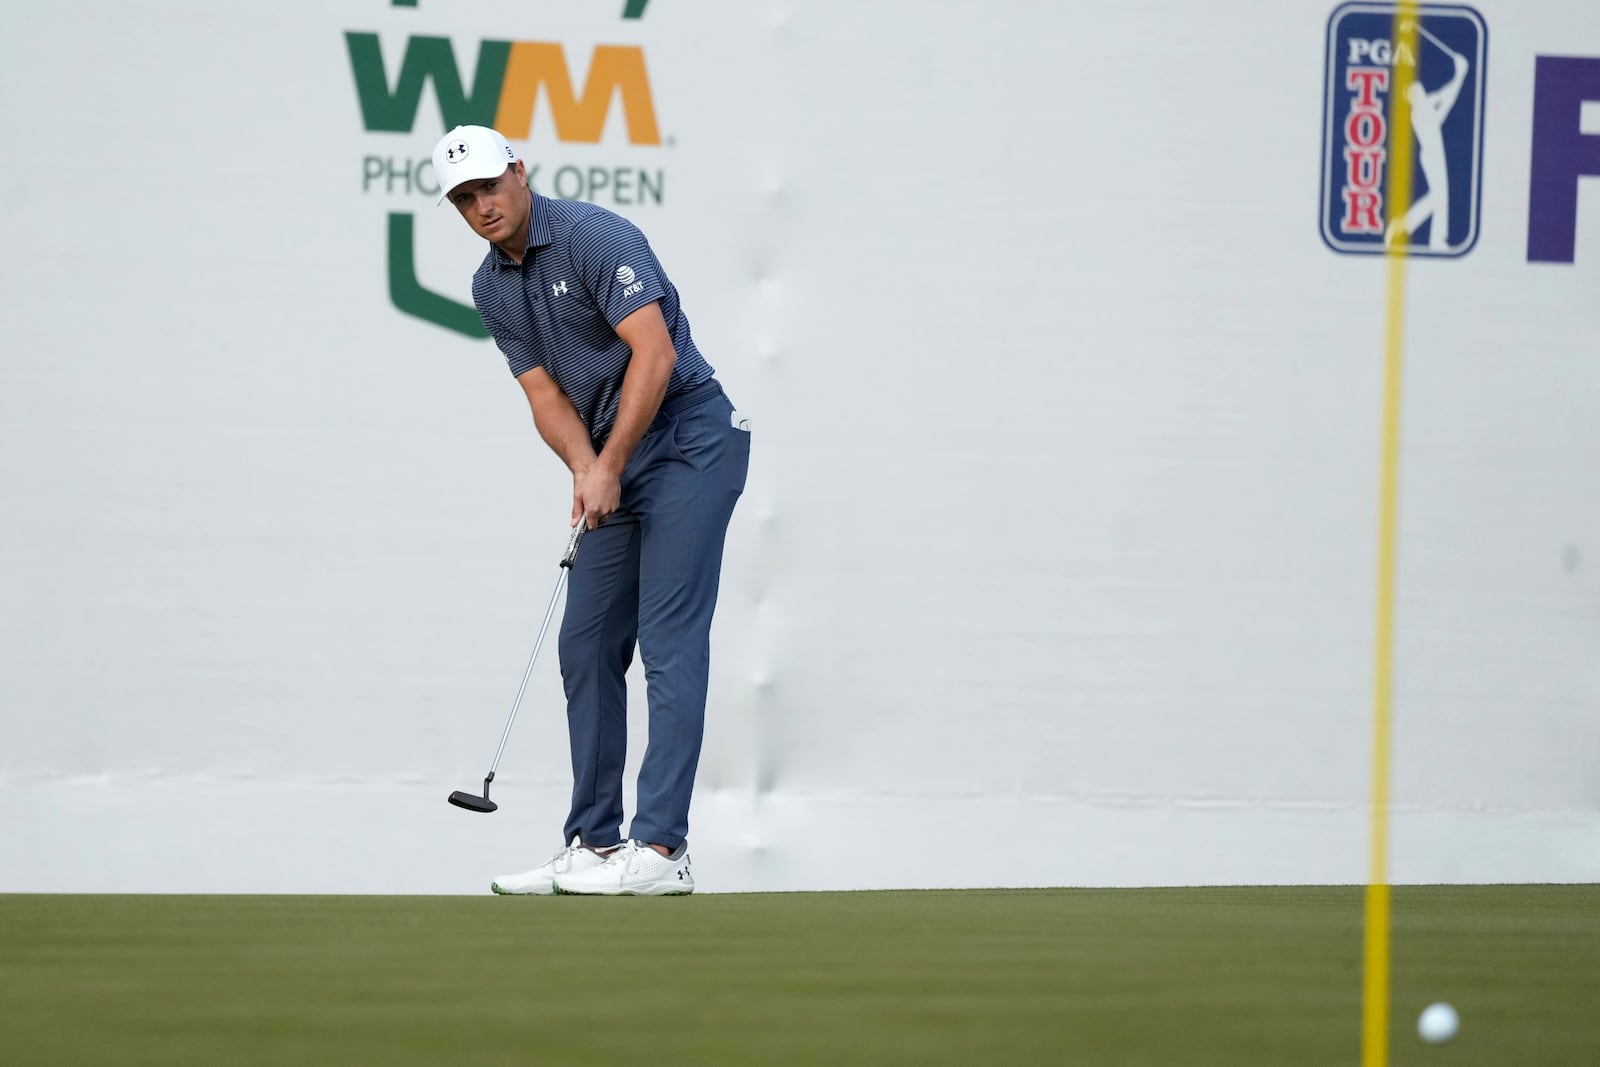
[447,161,529,245]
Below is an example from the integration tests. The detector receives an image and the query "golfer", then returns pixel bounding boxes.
[432,125,749,896]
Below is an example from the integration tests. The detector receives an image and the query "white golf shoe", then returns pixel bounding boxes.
[490,841,617,896]
[553,839,694,896]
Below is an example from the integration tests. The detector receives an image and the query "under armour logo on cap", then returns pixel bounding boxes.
[445,141,469,164]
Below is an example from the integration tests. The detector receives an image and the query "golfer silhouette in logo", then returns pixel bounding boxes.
[1385,23,1469,251]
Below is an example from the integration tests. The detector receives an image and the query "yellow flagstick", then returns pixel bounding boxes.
[1363,8,1420,1067]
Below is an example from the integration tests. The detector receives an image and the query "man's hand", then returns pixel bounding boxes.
[572,461,622,530]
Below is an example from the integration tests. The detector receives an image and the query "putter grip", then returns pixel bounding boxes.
[561,523,584,568]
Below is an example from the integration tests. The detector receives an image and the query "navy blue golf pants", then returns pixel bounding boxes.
[559,381,748,852]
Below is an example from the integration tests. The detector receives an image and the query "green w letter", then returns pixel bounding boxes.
[345,33,511,132]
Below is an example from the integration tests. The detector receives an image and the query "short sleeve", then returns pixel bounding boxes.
[568,212,668,329]
[473,274,541,377]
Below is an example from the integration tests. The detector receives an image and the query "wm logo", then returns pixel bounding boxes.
[345,34,660,144]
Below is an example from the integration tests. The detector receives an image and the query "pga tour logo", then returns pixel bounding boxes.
[1320,3,1488,257]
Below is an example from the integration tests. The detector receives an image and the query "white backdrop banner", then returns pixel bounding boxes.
[1,0,1597,893]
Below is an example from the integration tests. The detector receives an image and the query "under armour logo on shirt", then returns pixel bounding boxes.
[552,281,569,296]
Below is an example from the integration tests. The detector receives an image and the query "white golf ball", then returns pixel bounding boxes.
[1418,1002,1459,1043]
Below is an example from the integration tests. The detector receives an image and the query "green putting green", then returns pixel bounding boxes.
[2,886,1595,1065]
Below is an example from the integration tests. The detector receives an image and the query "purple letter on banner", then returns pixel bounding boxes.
[1528,56,1600,264]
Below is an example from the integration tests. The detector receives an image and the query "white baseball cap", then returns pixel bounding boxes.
[431,125,519,205]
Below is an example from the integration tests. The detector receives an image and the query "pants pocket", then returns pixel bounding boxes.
[671,401,749,491]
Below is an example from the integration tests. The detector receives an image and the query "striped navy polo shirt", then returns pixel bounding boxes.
[471,192,714,442]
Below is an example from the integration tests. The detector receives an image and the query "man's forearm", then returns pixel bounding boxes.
[596,338,675,476]
[529,389,600,473]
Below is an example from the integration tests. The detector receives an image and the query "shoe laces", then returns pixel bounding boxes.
[619,840,678,875]
[549,841,598,874]
[548,844,578,874]
[589,840,638,875]
[625,841,655,874]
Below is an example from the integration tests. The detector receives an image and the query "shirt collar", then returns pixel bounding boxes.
[490,190,552,268]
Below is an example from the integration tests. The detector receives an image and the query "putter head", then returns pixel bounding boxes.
[448,790,497,813]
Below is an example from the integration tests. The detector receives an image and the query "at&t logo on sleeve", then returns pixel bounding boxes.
[1320,3,1488,257]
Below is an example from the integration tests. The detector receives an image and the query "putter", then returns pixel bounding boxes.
[448,522,585,813]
